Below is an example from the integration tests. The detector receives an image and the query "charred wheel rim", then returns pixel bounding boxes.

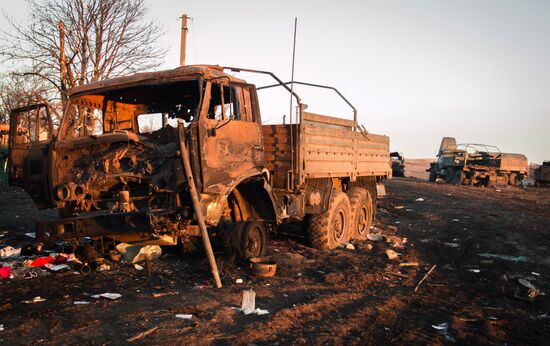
[243,224,263,258]
[332,209,346,242]
[357,204,369,236]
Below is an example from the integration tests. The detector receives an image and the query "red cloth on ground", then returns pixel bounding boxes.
[0,266,12,279]
[30,256,54,267]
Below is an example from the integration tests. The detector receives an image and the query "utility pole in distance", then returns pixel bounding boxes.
[179,14,189,66]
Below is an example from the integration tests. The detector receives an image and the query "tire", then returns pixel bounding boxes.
[445,167,456,183]
[226,221,268,260]
[308,189,352,250]
[509,173,518,186]
[499,174,509,186]
[454,170,465,186]
[428,169,436,182]
[535,180,541,188]
[347,187,373,241]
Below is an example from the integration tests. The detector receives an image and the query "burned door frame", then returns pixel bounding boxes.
[8,103,54,208]
[197,80,265,194]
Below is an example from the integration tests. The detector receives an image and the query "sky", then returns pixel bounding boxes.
[1,0,549,162]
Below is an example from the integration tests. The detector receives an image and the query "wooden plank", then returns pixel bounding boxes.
[303,112,354,128]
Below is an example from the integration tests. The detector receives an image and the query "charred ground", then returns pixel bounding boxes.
[0,177,549,345]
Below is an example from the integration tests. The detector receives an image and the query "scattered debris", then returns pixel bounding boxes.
[74,301,91,305]
[517,278,545,302]
[175,314,193,319]
[0,266,12,279]
[134,264,144,271]
[386,249,400,260]
[116,243,162,264]
[44,263,70,272]
[250,258,277,278]
[24,232,36,238]
[235,278,243,284]
[22,296,46,304]
[478,253,528,262]
[414,264,437,292]
[399,262,419,267]
[152,291,178,298]
[431,322,456,342]
[394,205,405,209]
[367,233,384,242]
[97,264,111,272]
[415,198,425,202]
[0,324,3,332]
[431,322,448,331]
[532,272,540,276]
[0,246,21,259]
[127,326,158,342]
[468,269,480,273]
[92,293,122,300]
[233,290,269,316]
[443,242,460,248]
[345,243,355,250]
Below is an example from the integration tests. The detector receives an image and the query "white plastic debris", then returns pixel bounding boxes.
[0,246,21,260]
[345,243,355,250]
[468,269,480,273]
[22,296,46,304]
[394,205,405,209]
[232,290,270,316]
[134,264,144,271]
[443,242,460,248]
[415,198,425,202]
[235,278,243,284]
[74,301,91,305]
[116,243,162,263]
[175,314,193,319]
[451,219,460,222]
[241,289,256,315]
[44,263,70,272]
[24,232,36,238]
[97,264,111,272]
[431,323,448,331]
[367,233,384,242]
[0,324,3,331]
[92,293,122,300]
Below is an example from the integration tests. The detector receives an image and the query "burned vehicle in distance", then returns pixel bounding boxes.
[534,161,550,187]
[8,65,391,258]
[428,137,528,187]
[390,152,405,177]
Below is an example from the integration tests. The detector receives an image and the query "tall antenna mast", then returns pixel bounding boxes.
[179,14,189,66]
[289,17,298,188]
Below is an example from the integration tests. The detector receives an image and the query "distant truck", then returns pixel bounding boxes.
[427,137,528,187]
[8,65,391,257]
[390,152,405,177]
[534,161,550,187]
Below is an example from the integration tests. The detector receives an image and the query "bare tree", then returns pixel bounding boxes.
[0,73,52,123]
[1,0,166,103]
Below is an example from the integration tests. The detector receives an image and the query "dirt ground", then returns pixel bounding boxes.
[1,175,549,345]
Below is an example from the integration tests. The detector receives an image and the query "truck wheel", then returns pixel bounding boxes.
[308,190,352,250]
[239,221,268,259]
[428,169,436,182]
[445,167,456,183]
[509,173,518,186]
[454,170,465,186]
[226,221,268,259]
[347,187,373,240]
[499,173,509,186]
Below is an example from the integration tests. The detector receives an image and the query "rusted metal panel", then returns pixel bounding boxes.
[499,153,528,173]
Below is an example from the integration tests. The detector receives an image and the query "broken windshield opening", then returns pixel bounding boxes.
[60,80,201,139]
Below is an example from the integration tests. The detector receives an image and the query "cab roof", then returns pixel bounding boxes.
[68,65,247,97]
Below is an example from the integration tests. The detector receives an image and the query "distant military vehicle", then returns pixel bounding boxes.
[428,137,528,187]
[534,161,550,187]
[390,152,405,177]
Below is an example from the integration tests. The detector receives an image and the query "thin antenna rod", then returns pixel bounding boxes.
[288,17,297,190]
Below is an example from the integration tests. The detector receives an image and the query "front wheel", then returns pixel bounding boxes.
[308,190,352,250]
[454,170,465,186]
[225,221,268,260]
[445,167,456,183]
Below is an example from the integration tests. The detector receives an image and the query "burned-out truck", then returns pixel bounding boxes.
[428,137,528,187]
[8,65,390,257]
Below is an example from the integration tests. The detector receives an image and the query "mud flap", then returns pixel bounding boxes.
[376,183,387,197]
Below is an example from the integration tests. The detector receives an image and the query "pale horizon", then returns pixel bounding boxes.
[1,0,548,163]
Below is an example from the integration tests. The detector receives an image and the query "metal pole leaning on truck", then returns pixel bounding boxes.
[177,120,222,288]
